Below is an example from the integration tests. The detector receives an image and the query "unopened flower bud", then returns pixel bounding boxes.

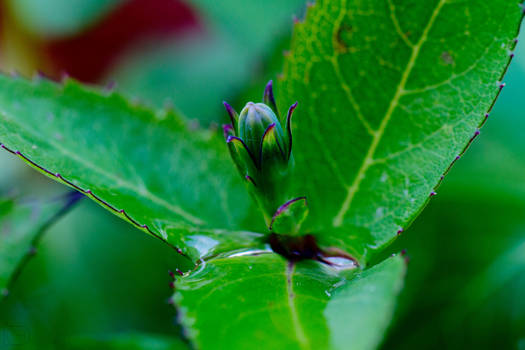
[223,80,306,231]
[238,102,287,169]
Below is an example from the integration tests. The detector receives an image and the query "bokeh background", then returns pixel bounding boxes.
[0,1,523,349]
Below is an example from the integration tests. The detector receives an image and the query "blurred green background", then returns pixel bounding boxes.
[0,0,524,349]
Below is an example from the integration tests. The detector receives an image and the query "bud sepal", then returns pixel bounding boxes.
[269,197,309,235]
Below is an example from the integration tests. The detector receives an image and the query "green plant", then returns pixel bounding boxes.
[1,1,524,349]
[0,193,81,296]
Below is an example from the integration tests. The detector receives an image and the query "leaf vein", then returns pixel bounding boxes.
[287,262,310,350]
[387,0,415,48]
[1,111,205,226]
[332,0,448,227]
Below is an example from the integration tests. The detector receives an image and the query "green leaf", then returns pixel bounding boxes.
[443,29,525,199]
[68,332,189,350]
[0,193,80,297]
[7,0,123,37]
[380,46,525,345]
[276,0,524,262]
[0,76,262,261]
[174,253,405,350]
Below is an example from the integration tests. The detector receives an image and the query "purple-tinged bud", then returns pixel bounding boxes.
[238,102,287,168]
[263,80,280,119]
[222,124,234,139]
[222,80,304,229]
[223,101,238,130]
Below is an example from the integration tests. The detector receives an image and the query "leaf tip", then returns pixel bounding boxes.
[104,80,117,93]
[59,71,70,83]
[245,174,257,187]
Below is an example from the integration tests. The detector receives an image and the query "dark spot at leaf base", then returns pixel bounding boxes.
[268,233,359,267]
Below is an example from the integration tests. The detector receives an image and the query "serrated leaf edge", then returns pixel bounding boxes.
[0,143,189,256]
[395,9,524,239]
[279,0,525,255]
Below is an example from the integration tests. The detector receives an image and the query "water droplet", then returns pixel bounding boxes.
[332,280,347,289]
[187,235,219,257]
[324,256,357,271]
[226,249,272,258]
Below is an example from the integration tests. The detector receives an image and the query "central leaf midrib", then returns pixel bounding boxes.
[332,0,447,227]
[286,262,311,350]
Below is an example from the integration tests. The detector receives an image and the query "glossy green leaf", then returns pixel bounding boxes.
[443,29,525,199]
[0,76,263,261]
[381,45,525,346]
[0,193,80,297]
[174,253,405,350]
[68,332,189,350]
[276,0,524,261]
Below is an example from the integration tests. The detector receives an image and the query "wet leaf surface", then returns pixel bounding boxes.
[174,253,405,350]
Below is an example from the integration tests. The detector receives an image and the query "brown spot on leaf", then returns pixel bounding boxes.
[335,23,353,52]
[441,51,454,65]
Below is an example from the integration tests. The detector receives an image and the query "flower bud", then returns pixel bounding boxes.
[238,102,287,169]
[223,81,307,232]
